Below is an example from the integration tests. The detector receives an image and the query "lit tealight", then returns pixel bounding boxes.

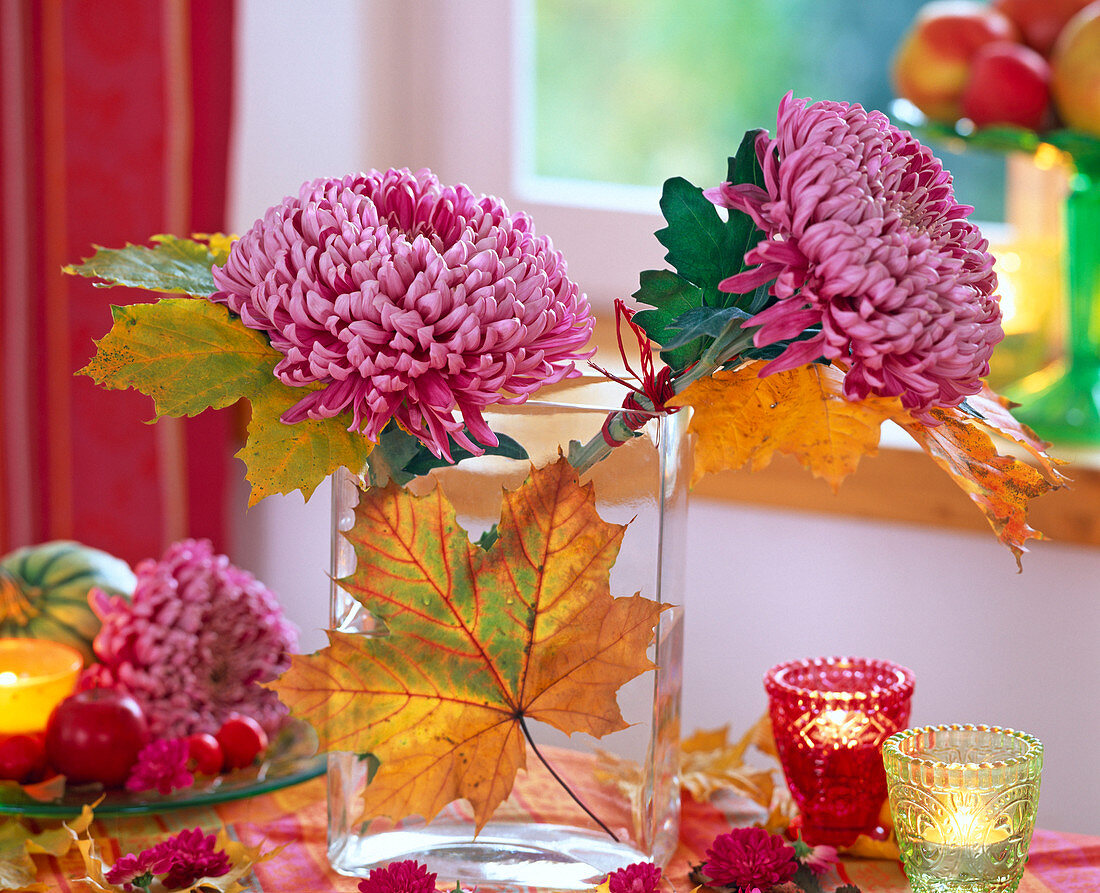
[0,639,83,734]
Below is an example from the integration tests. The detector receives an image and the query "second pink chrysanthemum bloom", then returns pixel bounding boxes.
[707,93,1003,419]
[212,168,595,460]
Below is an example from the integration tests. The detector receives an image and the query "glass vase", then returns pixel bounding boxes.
[325,376,690,890]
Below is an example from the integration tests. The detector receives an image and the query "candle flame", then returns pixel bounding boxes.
[0,671,19,686]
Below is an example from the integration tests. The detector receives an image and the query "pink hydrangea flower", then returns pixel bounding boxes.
[607,861,662,893]
[702,827,798,889]
[357,859,437,893]
[85,539,298,739]
[707,93,1002,419]
[212,168,594,459]
[125,737,194,795]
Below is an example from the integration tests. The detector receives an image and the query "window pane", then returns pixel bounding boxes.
[531,0,1006,220]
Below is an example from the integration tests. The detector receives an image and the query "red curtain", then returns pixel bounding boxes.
[0,0,237,566]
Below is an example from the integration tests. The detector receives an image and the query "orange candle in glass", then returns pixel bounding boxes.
[0,639,83,733]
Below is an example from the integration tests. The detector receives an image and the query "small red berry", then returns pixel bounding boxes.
[215,716,268,771]
[0,734,47,784]
[186,733,224,775]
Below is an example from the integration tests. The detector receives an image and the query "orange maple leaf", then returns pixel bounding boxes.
[895,389,1068,569]
[269,457,667,831]
[670,361,898,489]
[672,361,1066,564]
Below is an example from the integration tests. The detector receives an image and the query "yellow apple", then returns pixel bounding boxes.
[1050,1,1100,135]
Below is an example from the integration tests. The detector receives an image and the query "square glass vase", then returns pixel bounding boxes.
[325,377,691,890]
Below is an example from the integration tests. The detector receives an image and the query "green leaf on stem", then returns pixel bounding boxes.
[236,380,375,506]
[402,432,529,477]
[64,234,221,297]
[78,298,279,419]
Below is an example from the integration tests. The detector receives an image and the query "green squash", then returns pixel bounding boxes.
[0,540,135,664]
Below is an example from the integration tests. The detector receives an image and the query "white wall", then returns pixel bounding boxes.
[227,1,1100,836]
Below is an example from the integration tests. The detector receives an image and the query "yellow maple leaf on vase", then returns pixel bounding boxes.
[270,456,668,833]
[670,362,898,491]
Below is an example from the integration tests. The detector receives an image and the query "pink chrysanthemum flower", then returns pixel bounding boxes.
[702,827,798,889]
[707,93,1002,419]
[212,168,594,459]
[85,539,298,739]
[356,858,438,893]
[607,861,662,893]
[148,828,231,890]
[125,737,194,795]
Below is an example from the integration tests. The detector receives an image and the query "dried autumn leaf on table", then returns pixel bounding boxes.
[271,457,667,831]
[671,362,898,488]
[681,723,775,807]
[0,801,96,892]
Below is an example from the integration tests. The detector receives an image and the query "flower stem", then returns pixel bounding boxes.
[517,714,620,842]
[569,322,757,476]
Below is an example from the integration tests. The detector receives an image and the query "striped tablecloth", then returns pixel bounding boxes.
[21,773,1100,892]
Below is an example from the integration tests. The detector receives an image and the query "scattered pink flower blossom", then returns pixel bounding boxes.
[85,539,299,739]
[105,829,228,892]
[793,835,839,876]
[148,828,231,890]
[707,93,1002,419]
[702,827,798,889]
[211,168,594,460]
[125,737,194,795]
[104,849,163,891]
[607,860,662,893]
[357,858,438,893]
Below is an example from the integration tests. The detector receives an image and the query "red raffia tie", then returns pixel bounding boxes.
[591,299,678,447]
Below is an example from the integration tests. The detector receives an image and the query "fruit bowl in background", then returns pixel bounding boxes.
[891,0,1100,444]
[0,718,324,818]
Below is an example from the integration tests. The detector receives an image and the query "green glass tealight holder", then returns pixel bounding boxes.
[883,724,1043,893]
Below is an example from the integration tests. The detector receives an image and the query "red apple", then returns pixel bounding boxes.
[892,0,1020,122]
[1051,1,1100,135]
[44,689,150,787]
[991,0,1095,55]
[961,41,1052,129]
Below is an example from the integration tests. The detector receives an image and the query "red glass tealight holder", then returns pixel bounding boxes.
[764,656,915,846]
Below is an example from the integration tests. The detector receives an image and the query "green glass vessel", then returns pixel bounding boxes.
[883,724,1043,893]
[1007,153,1100,442]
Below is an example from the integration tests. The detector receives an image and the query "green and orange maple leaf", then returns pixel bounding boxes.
[673,362,1068,565]
[70,239,377,505]
[269,456,668,831]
